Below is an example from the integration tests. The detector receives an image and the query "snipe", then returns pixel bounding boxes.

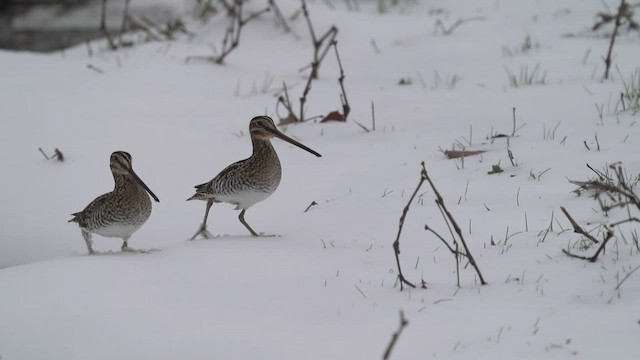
[188,116,321,239]
[69,151,160,254]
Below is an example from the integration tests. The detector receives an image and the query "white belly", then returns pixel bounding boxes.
[217,189,273,210]
[92,224,141,239]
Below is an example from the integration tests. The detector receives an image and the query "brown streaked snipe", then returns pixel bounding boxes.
[188,115,321,239]
[69,151,160,254]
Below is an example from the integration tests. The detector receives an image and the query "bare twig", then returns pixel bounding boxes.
[383,311,409,360]
[614,264,640,290]
[603,0,626,80]
[560,206,600,243]
[371,101,376,131]
[562,226,614,262]
[187,1,270,64]
[298,0,338,122]
[100,0,117,50]
[561,207,616,262]
[268,0,290,32]
[392,167,427,290]
[304,201,318,213]
[38,148,50,160]
[117,0,132,44]
[421,162,487,285]
[570,163,640,212]
[276,82,298,124]
[301,0,338,80]
[433,16,485,35]
[39,148,64,162]
[333,41,350,122]
[276,1,344,125]
[86,64,104,74]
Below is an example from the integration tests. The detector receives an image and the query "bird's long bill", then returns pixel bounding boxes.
[118,159,161,202]
[265,127,322,157]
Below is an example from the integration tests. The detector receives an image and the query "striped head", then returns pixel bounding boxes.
[110,151,133,176]
[249,116,279,140]
[248,116,322,157]
[109,151,160,202]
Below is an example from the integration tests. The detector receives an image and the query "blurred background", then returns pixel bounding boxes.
[0,0,183,52]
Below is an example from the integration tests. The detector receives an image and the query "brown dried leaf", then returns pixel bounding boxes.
[444,150,486,159]
[320,110,345,123]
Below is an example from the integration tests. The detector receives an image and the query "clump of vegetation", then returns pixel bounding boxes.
[97,0,192,51]
[562,163,640,262]
[502,35,541,56]
[376,0,418,14]
[592,0,639,33]
[186,1,270,64]
[598,0,640,79]
[505,64,547,88]
[619,67,640,115]
[488,163,504,175]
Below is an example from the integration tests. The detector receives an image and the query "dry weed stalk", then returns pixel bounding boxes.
[560,206,614,262]
[320,41,351,123]
[433,16,485,35]
[603,0,627,80]
[421,162,487,286]
[392,167,425,290]
[38,148,64,162]
[301,0,338,80]
[570,163,640,216]
[187,1,270,64]
[392,162,487,290]
[100,0,189,50]
[563,163,640,261]
[382,311,409,360]
[277,2,348,125]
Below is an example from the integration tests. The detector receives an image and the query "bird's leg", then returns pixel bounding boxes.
[121,236,131,251]
[191,199,215,240]
[120,236,157,253]
[238,209,259,237]
[82,230,95,255]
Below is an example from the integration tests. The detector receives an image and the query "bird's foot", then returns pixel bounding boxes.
[190,226,215,240]
[121,246,160,254]
[258,233,280,238]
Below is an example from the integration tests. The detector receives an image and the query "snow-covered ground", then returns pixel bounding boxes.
[1,0,639,359]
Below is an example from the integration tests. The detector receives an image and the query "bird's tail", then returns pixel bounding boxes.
[68,212,81,223]
[186,193,212,201]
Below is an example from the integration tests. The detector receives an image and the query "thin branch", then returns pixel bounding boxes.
[268,0,291,32]
[383,311,409,360]
[560,206,600,243]
[561,206,616,262]
[38,148,50,160]
[603,0,626,80]
[422,162,487,285]
[117,0,132,44]
[100,0,117,50]
[371,101,376,131]
[614,264,640,290]
[333,41,350,122]
[392,168,427,290]
[433,16,485,36]
[187,2,270,64]
[304,201,318,213]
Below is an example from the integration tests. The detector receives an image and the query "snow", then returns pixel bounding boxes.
[1,0,639,359]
